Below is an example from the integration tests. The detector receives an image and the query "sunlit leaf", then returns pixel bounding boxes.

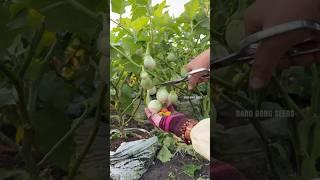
[111,0,126,14]
[184,0,199,20]
[131,6,147,21]
[131,16,149,32]
[154,0,166,17]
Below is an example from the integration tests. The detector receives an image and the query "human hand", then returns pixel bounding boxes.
[185,49,210,90]
[245,0,320,89]
[144,104,176,128]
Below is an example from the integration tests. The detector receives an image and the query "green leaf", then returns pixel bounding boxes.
[184,0,199,20]
[111,0,125,14]
[157,145,173,163]
[154,0,166,17]
[38,71,74,111]
[120,84,134,112]
[182,164,202,178]
[111,27,127,43]
[121,36,137,56]
[131,6,147,21]
[28,0,107,36]
[136,0,149,5]
[162,136,176,150]
[152,12,172,27]
[131,16,149,32]
[137,30,149,42]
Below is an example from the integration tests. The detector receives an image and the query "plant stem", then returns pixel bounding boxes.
[214,88,281,179]
[37,102,93,167]
[67,83,106,180]
[111,45,141,68]
[110,19,134,37]
[121,91,141,116]
[40,1,66,12]
[65,0,99,21]
[125,90,143,125]
[272,76,305,120]
[20,23,45,78]
[0,64,38,179]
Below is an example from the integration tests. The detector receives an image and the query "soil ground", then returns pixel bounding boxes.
[141,154,210,180]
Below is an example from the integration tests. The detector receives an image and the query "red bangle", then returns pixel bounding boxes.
[180,119,198,144]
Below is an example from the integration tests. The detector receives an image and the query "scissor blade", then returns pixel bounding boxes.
[211,53,243,69]
[156,77,187,86]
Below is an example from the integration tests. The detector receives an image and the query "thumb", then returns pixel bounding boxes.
[144,108,152,118]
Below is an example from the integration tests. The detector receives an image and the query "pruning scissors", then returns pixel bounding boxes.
[211,20,320,69]
[156,68,210,86]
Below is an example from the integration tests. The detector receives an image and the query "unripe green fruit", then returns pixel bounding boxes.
[148,86,157,95]
[156,87,169,103]
[168,90,178,104]
[140,71,149,79]
[144,55,156,69]
[148,100,162,113]
[140,78,153,90]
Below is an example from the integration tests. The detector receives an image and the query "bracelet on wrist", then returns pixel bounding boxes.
[180,119,198,144]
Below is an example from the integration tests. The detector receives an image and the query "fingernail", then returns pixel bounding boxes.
[249,77,264,89]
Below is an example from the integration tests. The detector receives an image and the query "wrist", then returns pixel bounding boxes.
[181,119,198,144]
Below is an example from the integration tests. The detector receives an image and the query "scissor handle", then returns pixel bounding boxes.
[211,20,320,68]
[240,20,320,48]
[188,68,210,77]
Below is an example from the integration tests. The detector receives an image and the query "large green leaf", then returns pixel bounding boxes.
[38,71,73,111]
[111,0,125,14]
[28,0,107,36]
[121,36,137,56]
[131,16,149,32]
[153,0,166,17]
[184,0,199,20]
[131,6,147,21]
[152,12,172,27]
